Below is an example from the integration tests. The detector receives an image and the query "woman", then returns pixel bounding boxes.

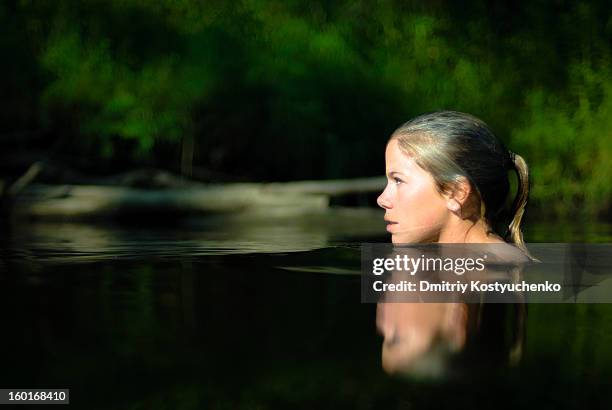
[375,111,531,377]
[377,110,532,250]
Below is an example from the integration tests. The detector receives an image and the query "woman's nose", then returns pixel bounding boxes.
[377,189,392,209]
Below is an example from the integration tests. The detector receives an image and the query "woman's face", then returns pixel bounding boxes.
[377,139,450,244]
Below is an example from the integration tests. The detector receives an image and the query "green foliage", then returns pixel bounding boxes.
[2,0,611,216]
[38,1,216,156]
[512,58,612,217]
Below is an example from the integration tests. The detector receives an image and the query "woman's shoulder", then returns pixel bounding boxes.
[481,240,531,264]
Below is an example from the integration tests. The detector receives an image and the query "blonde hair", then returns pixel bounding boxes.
[390,111,534,260]
[507,152,531,257]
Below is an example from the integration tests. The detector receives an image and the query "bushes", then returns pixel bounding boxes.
[2,0,611,216]
[512,60,612,217]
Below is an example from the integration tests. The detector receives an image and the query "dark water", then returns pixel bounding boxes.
[1,210,611,409]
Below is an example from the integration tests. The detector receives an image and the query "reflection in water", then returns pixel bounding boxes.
[377,302,467,377]
[3,207,385,260]
[377,301,526,380]
[376,245,529,379]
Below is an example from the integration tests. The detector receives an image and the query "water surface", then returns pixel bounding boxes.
[1,210,611,409]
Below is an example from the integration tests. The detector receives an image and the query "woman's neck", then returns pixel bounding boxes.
[437,215,504,244]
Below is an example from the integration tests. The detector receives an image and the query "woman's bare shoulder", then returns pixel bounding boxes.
[482,240,531,263]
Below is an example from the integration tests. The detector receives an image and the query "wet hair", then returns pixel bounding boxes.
[389,111,533,258]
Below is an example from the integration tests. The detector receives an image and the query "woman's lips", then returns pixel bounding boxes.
[385,221,398,232]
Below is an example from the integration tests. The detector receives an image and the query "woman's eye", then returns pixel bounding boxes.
[393,177,404,185]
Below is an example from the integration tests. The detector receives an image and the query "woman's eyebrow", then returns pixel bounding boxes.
[387,171,406,178]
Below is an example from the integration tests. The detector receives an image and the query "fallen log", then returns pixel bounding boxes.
[12,177,385,220]
[261,177,386,196]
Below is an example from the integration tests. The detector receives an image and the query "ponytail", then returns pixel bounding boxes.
[507,152,537,261]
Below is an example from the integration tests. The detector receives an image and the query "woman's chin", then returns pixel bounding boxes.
[391,234,407,244]
[392,234,426,245]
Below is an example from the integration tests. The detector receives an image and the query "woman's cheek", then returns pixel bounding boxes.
[396,186,416,207]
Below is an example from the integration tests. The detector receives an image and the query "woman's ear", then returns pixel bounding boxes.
[445,176,472,212]
[448,200,460,212]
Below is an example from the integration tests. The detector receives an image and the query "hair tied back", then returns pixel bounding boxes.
[508,151,517,169]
